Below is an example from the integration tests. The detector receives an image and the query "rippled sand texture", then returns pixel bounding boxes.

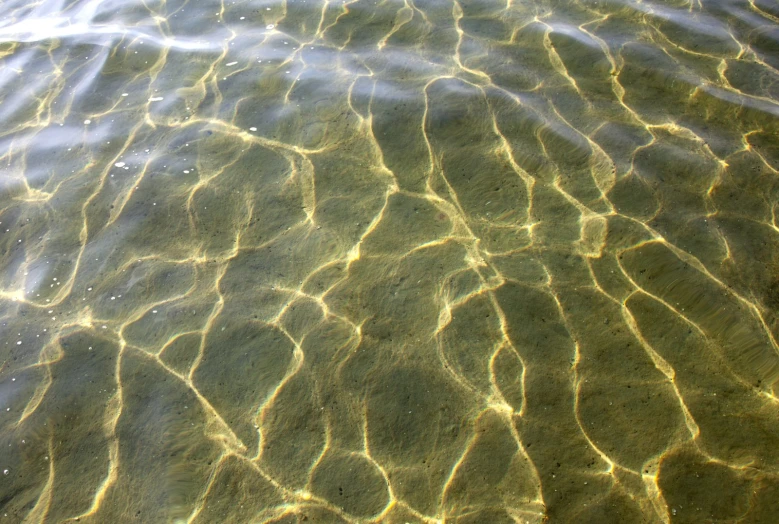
[0,0,779,521]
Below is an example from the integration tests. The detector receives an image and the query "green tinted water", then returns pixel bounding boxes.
[0,0,778,522]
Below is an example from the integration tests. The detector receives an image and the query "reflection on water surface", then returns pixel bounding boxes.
[0,0,779,522]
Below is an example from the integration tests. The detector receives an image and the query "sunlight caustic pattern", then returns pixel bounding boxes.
[0,0,778,521]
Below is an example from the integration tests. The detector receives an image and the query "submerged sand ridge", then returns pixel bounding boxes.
[0,0,778,521]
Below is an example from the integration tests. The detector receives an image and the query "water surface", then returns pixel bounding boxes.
[1,0,779,522]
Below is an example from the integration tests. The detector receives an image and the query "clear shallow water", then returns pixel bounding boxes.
[0,0,778,521]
